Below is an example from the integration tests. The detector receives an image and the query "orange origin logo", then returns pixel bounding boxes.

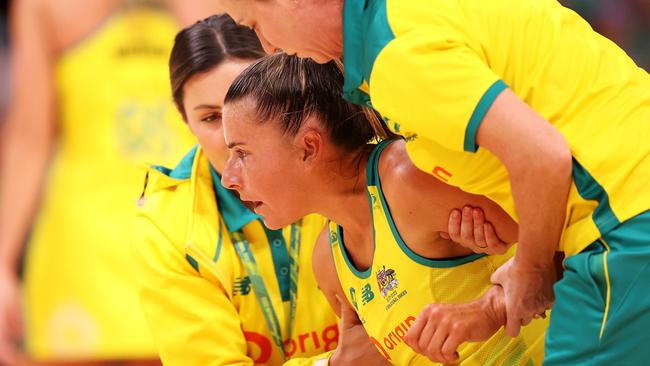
[370,316,416,361]
[432,166,453,182]
[244,323,339,362]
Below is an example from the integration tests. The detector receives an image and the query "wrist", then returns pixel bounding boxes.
[482,286,506,327]
[513,248,554,270]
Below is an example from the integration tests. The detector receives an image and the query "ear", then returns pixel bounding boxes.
[296,128,323,165]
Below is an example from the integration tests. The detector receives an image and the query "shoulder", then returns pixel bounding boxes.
[298,214,329,252]
[135,146,202,250]
[378,139,436,195]
[135,166,193,250]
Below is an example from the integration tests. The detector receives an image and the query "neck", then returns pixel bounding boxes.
[311,147,373,246]
[314,0,344,59]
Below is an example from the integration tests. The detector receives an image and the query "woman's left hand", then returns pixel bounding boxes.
[441,206,512,255]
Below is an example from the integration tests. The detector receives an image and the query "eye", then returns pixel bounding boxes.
[236,149,248,159]
[201,112,222,123]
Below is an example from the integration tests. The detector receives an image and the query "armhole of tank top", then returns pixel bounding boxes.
[370,140,487,268]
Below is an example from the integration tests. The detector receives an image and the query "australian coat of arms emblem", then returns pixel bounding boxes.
[376,265,398,297]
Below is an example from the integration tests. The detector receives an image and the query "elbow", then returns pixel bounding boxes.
[546,135,573,182]
[527,134,573,189]
[512,133,573,187]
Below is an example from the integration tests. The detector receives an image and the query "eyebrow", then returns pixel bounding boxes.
[227,141,246,149]
[193,104,221,110]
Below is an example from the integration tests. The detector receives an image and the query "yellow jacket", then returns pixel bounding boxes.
[133,146,338,365]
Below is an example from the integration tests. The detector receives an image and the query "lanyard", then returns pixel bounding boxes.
[231,219,302,360]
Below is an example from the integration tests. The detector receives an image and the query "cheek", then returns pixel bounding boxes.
[195,129,218,152]
[246,156,286,195]
[193,126,228,162]
[260,18,301,49]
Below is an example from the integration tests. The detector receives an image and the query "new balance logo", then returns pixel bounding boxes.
[234,276,252,296]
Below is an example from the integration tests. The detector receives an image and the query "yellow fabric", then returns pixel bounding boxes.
[354,0,650,257]
[133,146,338,366]
[329,152,548,364]
[23,8,195,359]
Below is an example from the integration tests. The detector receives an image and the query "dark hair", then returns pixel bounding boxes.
[169,14,265,119]
[224,53,396,152]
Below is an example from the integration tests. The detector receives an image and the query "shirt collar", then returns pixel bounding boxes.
[209,165,261,233]
[342,0,372,106]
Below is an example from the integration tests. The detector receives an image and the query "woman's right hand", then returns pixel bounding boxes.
[0,269,22,366]
[441,206,512,255]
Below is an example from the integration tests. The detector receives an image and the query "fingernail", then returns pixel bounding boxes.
[463,206,471,215]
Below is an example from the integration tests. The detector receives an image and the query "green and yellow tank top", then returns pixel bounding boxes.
[23,8,194,359]
[329,140,547,365]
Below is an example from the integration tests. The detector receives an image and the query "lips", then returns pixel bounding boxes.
[241,200,262,212]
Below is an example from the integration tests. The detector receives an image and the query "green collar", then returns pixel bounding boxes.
[341,0,395,106]
[209,165,261,233]
[342,0,368,105]
[152,145,198,179]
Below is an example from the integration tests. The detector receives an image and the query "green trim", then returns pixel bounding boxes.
[369,139,487,267]
[185,254,199,272]
[342,0,395,106]
[329,140,394,280]
[213,219,224,263]
[210,165,260,233]
[231,231,287,356]
[263,227,291,302]
[572,159,620,235]
[366,139,393,186]
[152,145,198,179]
[231,224,301,357]
[336,225,372,279]
[464,80,508,153]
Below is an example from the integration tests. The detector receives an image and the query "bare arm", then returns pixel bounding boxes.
[312,225,346,317]
[478,89,570,269]
[477,89,570,336]
[0,0,56,362]
[0,0,56,271]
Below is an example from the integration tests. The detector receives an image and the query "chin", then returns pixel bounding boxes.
[261,217,290,230]
[310,54,335,64]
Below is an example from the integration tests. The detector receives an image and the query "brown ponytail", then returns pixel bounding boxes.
[224,53,396,151]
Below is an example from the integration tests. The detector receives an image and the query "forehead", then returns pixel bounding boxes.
[223,98,287,143]
[222,98,262,138]
[184,61,253,108]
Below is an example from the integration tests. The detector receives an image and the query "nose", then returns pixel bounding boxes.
[221,156,242,192]
[255,30,278,54]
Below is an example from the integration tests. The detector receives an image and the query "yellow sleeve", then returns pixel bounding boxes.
[369,28,508,153]
[132,213,254,366]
